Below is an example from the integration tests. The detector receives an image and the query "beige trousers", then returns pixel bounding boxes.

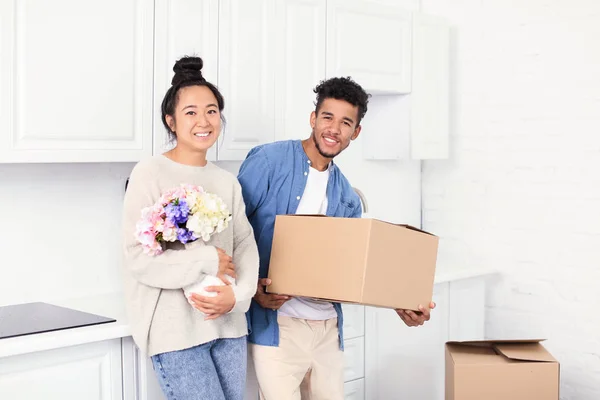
[249,316,345,400]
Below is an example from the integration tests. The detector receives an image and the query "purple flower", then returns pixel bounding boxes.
[165,200,189,225]
[176,228,196,244]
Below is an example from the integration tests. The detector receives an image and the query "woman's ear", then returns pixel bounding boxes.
[166,115,176,133]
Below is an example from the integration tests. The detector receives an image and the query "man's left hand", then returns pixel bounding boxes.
[396,302,436,327]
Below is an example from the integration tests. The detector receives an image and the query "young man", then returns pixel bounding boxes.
[238,77,435,400]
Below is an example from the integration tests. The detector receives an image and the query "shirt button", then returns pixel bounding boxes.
[307,160,311,164]
[304,172,308,176]
[296,196,300,200]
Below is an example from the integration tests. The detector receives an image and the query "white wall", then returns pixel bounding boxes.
[0,163,134,305]
[420,1,600,399]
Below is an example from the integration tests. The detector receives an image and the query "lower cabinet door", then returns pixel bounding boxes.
[344,378,365,400]
[0,339,123,400]
[122,337,165,400]
[344,337,365,383]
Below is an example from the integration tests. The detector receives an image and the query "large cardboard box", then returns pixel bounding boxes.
[445,340,560,400]
[266,215,439,310]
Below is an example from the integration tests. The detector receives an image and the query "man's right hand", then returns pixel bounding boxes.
[216,247,236,284]
[254,278,291,311]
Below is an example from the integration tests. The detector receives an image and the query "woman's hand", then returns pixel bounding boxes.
[190,285,236,320]
[216,247,236,284]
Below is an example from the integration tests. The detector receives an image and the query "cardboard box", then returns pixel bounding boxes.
[445,340,560,400]
[266,215,438,310]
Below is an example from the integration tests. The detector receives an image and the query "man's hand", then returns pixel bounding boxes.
[254,278,291,311]
[190,285,236,320]
[396,302,436,327]
[216,247,236,284]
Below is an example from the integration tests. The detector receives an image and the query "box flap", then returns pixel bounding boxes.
[446,339,557,364]
[446,343,508,365]
[493,343,557,363]
[447,339,546,346]
[372,219,436,236]
[397,224,436,236]
[283,214,327,218]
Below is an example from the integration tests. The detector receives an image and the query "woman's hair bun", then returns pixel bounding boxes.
[171,56,204,86]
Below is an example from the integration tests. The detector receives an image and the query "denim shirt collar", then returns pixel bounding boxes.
[291,140,341,216]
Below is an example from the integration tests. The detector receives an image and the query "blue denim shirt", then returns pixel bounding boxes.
[237,140,362,350]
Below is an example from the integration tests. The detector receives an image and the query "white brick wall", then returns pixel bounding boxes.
[420,1,600,399]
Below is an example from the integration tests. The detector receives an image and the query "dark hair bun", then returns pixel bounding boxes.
[171,56,204,86]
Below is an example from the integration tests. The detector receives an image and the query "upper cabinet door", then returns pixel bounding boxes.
[326,0,412,94]
[274,0,326,142]
[153,0,219,160]
[410,13,450,159]
[217,0,276,161]
[0,0,154,163]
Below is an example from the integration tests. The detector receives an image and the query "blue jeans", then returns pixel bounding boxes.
[151,336,247,400]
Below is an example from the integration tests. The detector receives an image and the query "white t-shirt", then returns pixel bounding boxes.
[278,164,338,320]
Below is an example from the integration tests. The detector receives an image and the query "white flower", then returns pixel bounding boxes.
[162,224,178,242]
[185,192,232,242]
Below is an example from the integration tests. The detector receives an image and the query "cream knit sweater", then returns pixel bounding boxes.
[121,155,259,356]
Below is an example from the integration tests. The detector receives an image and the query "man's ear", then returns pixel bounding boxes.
[351,125,362,141]
[310,111,316,129]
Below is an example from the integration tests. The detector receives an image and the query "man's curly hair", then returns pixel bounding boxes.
[313,77,370,125]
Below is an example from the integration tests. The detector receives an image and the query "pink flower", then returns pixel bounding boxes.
[137,230,156,247]
[135,204,166,255]
[145,240,163,256]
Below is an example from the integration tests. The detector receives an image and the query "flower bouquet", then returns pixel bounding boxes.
[135,184,234,312]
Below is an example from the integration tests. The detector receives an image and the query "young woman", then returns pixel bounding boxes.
[122,56,259,400]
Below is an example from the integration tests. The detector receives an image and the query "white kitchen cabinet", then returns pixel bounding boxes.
[342,303,366,398]
[410,13,451,160]
[365,283,450,400]
[0,339,123,400]
[153,0,219,161]
[344,337,366,383]
[0,0,448,164]
[342,303,366,340]
[364,276,487,400]
[344,378,366,400]
[216,0,277,160]
[360,94,411,160]
[326,0,412,94]
[0,0,154,163]
[274,0,327,142]
[122,337,164,400]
